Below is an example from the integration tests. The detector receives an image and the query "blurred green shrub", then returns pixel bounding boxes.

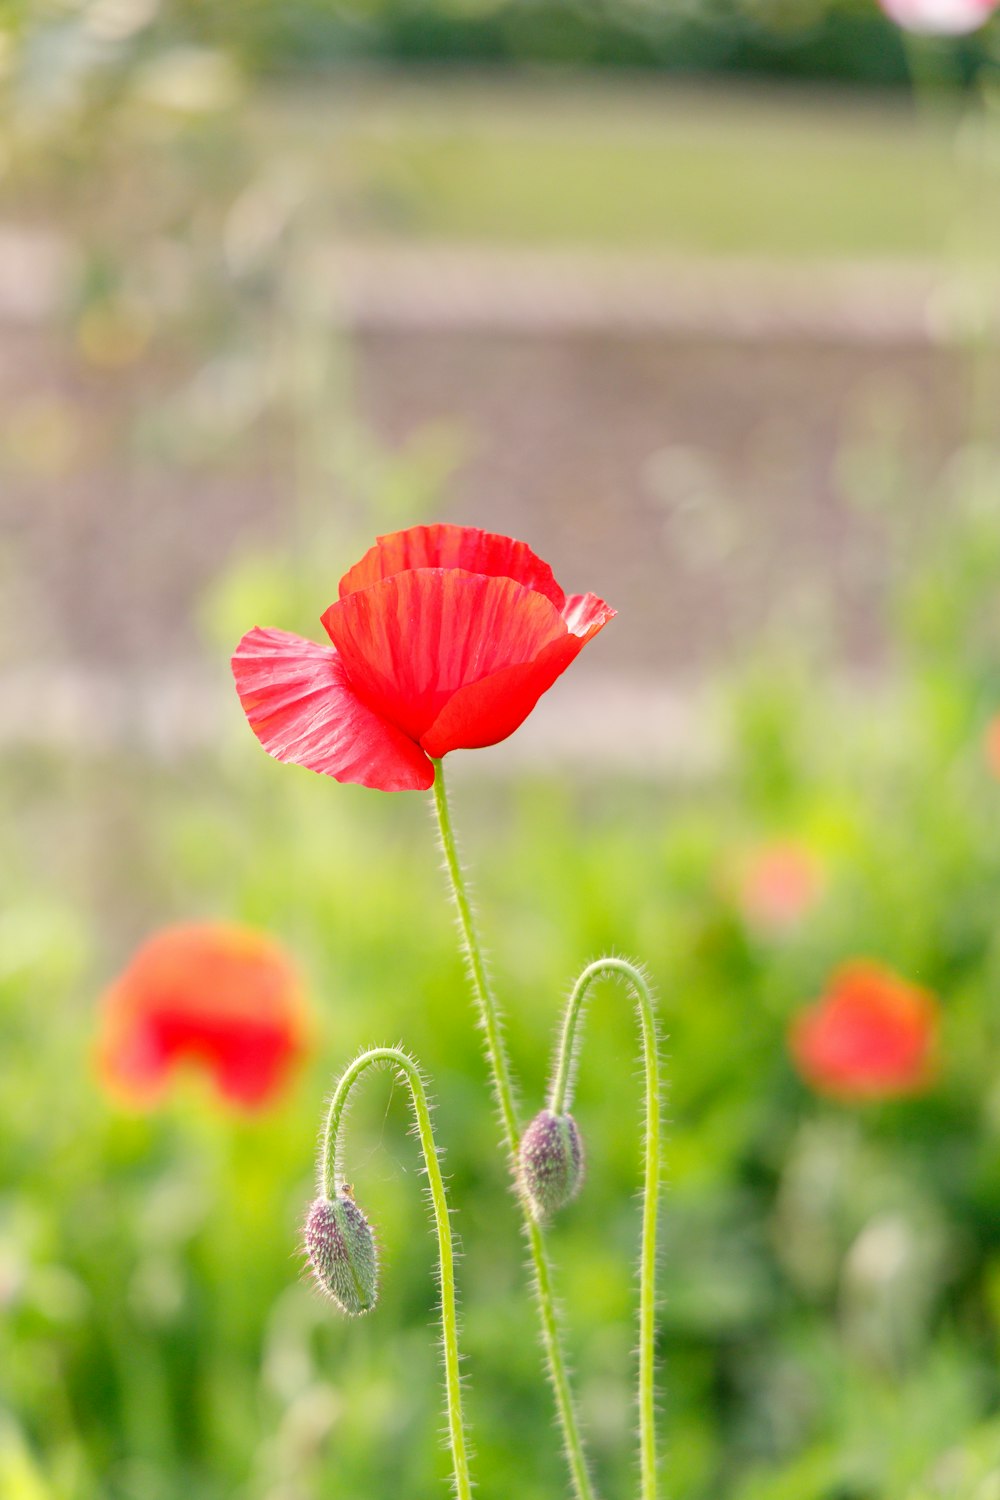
[4,0,996,96]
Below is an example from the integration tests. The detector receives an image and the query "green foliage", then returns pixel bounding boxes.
[7,4,1000,1490]
[8,0,989,86]
[5,472,1000,1496]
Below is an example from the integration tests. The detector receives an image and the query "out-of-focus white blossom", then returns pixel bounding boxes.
[879,0,999,35]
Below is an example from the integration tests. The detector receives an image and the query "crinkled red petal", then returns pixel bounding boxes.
[338,524,566,610]
[232,626,434,792]
[421,591,615,756]
[322,569,570,743]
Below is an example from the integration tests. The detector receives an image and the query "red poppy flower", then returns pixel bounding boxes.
[231,525,615,792]
[789,961,938,1102]
[738,841,823,934]
[97,923,309,1112]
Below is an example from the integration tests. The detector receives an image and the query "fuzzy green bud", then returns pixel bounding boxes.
[305,1189,379,1315]
[519,1109,585,1221]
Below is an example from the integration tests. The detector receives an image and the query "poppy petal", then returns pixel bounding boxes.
[338,524,566,610]
[561,592,618,641]
[421,592,615,756]
[322,570,569,743]
[97,924,310,1113]
[232,626,434,792]
[210,1023,301,1108]
[98,997,171,1105]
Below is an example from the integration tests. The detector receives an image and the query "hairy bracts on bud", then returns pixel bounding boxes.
[519,1109,585,1221]
[305,1191,379,1315]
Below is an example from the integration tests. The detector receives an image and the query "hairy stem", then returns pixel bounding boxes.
[321,1046,473,1500]
[431,759,596,1500]
[551,958,661,1500]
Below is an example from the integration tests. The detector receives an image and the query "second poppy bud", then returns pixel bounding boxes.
[519,1109,585,1222]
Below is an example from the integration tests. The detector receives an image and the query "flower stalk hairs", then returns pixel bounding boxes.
[308,1046,472,1500]
[233,525,663,1499]
[526,958,662,1500]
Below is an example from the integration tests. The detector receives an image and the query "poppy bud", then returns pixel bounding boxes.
[304,1189,379,1316]
[519,1109,585,1222]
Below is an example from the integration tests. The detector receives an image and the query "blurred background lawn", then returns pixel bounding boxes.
[5,2,1000,1498]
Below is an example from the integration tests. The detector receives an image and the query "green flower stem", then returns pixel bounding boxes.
[321,1046,473,1500]
[551,958,661,1500]
[431,759,597,1500]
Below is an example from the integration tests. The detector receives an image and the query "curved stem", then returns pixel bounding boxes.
[431,760,597,1500]
[321,1046,473,1500]
[551,958,661,1500]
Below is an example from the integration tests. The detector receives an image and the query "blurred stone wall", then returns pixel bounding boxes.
[1,239,968,760]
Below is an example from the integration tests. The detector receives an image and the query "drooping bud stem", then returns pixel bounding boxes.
[520,1108,585,1222]
[305,1190,378,1316]
[549,958,662,1500]
[314,1046,473,1500]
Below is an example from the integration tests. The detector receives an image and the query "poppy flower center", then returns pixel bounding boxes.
[322,567,569,744]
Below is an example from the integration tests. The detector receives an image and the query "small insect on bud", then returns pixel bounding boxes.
[304,1189,379,1316]
[519,1109,585,1222]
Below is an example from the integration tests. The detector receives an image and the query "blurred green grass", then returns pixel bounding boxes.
[254,80,980,259]
[8,76,991,263]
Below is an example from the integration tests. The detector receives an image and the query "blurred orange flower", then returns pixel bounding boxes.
[738,841,823,933]
[984,715,1000,779]
[97,923,309,1112]
[789,961,938,1102]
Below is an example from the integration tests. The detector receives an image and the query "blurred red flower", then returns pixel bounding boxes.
[879,0,999,33]
[232,525,614,792]
[97,923,309,1112]
[789,961,938,1101]
[738,842,823,933]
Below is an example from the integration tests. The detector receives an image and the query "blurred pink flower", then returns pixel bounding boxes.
[879,0,999,34]
[738,842,823,934]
